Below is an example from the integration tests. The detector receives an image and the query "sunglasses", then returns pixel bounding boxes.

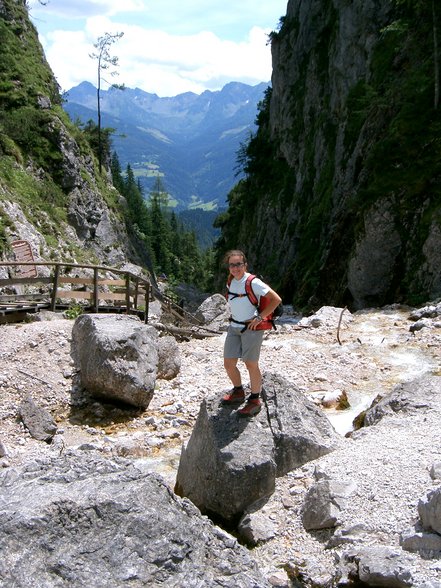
[228,262,245,268]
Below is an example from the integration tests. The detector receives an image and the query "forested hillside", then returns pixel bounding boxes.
[215,0,441,311]
[0,0,211,290]
[0,0,139,267]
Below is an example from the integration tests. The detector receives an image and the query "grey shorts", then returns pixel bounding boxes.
[223,326,265,362]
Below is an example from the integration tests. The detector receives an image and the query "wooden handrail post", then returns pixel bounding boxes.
[50,264,60,311]
[93,267,99,312]
[1,262,153,322]
[133,277,139,309]
[144,282,150,323]
[125,274,131,313]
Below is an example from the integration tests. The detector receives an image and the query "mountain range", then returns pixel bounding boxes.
[64,81,268,210]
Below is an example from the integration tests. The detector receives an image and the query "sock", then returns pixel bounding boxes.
[234,385,243,391]
[249,393,260,400]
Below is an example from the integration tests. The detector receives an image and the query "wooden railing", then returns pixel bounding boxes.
[0,261,151,322]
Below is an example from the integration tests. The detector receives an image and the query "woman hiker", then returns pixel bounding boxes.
[221,249,282,417]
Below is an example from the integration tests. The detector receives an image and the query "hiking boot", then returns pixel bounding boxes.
[237,397,261,417]
[221,387,245,405]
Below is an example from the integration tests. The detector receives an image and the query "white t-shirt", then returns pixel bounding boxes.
[227,273,270,328]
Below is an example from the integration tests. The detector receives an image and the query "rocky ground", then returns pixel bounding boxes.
[0,303,440,586]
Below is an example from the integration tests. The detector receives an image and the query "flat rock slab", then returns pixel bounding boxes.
[0,452,269,587]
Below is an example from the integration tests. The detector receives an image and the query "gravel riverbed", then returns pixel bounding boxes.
[0,305,440,586]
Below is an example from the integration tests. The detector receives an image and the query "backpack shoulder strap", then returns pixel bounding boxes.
[245,274,258,306]
[225,275,232,300]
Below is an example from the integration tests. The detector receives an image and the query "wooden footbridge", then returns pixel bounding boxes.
[0,261,209,336]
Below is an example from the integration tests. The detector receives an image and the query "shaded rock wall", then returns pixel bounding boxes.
[219,0,441,311]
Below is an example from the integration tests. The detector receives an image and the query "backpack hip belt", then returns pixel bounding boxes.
[228,316,273,333]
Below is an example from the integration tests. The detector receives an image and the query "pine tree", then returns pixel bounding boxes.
[110,151,124,193]
[392,0,439,108]
[179,230,201,284]
[169,212,183,280]
[149,191,171,276]
[122,164,154,257]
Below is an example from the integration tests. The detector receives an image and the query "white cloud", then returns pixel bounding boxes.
[30,0,287,96]
[42,19,273,96]
[28,0,144,19]
[30,0,286,31]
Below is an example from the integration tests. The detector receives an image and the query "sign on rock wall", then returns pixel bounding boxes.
[11,240,37,278]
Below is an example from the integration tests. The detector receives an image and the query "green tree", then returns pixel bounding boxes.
[113,161,208,289]
[89,31,124,173]
[119,165,154,267]
[392,0,439,108]
[149,191,171,275]
[179,230,201,284]
[168,212,183,279]
[150,174,170,208]
[110,150,124,193]
[82,119,114,166]
[124,164,152,244]
[169,212,181,251]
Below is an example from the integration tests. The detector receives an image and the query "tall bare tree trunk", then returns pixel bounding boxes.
[433,0,439,109]
[97,58,102,173]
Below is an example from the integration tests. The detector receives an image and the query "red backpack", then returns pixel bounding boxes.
[226,274,278,331]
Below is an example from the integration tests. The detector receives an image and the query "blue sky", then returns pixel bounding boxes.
[28,0,288,97]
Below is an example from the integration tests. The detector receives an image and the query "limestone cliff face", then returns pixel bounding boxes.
[217,0,441,310]
[270,0,397,309]
[271,0,392,182]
